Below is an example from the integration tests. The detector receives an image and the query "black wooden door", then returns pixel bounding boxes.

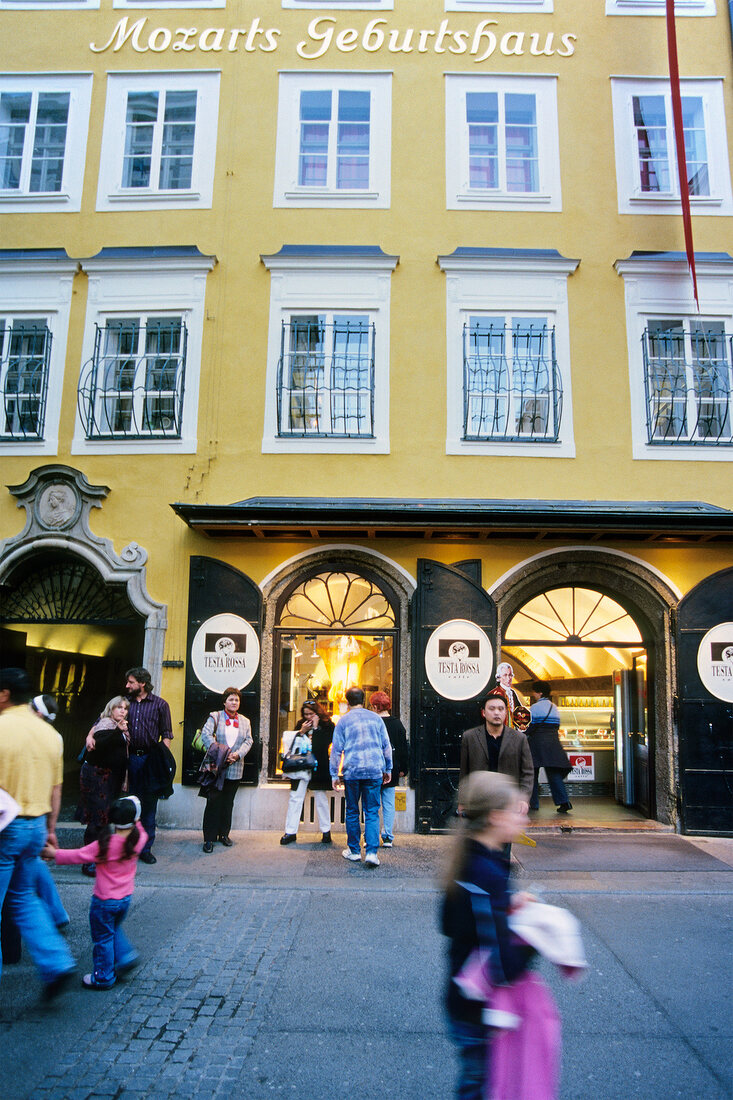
[182,557,262,786]
[412,559,498,833]
[676,567,733,834]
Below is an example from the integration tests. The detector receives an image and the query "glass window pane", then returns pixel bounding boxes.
[466,92,498,124]
[633,95,670,193]
[504,94,538,193]
[30,91,69,193]
[681,96,709,197]
[338,90,370,123]
[0,92,32,190]
[300,90,331,121]
[122,92,158,188]
[159,91,196,190]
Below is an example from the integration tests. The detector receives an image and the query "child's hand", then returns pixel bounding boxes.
[40,844,56,861]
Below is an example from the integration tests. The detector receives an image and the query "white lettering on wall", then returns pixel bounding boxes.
[91,16,577,61]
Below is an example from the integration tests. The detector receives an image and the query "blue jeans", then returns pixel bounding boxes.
[0,816,75,984]
[447,1017,489,1100]
[530,766,569,810]
[127,753,157,853]
[343,778,382,856]
[380,786,396,842]
[35,859,69,926]
[89,894,137,986]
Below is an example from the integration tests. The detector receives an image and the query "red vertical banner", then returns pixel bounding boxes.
[666,0,699,309]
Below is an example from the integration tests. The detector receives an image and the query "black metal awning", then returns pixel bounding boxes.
[170,498,733,544]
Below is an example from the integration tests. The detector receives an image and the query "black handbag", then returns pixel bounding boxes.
[281,750,317,774]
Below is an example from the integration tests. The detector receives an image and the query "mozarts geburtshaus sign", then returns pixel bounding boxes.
[425,618,494,702]
[696,623,733,704]
[191,613,261,694]
[91,16,577,61]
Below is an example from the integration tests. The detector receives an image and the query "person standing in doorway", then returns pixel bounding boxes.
[527,681,572,814]
[459,691,533,816]
[89,668,172,865]
[369,691,408,849]
[330,687,392,868]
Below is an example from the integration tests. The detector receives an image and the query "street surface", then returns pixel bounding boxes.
[1,830,731,1100]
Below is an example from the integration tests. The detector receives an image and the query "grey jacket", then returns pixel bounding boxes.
[459,724,534,802]
[200,711,253,781]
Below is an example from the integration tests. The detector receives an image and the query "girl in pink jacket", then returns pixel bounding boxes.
[48,795,147,989]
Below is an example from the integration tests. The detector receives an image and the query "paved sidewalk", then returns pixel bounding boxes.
[1,830,731,1099]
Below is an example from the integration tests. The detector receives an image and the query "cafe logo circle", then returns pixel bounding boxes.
[191,613,260,693]
[697,622,733,703]
[424,619,493,701]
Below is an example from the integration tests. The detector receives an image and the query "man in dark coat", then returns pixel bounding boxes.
[459,691,534,813]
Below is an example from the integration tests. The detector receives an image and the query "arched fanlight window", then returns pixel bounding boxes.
[278,570,395,631]
[505,587,642,645]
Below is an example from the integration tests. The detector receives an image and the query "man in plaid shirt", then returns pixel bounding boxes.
[330,687,392,868]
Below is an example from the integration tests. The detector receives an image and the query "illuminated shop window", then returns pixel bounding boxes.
[274,72,391,209]
[96,72,220,212]
[0,74,92,213]
[505,588,642,645]
[445,75,561,211]
[611,78,732,215]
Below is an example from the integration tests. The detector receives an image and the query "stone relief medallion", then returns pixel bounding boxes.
[36,483,79,530]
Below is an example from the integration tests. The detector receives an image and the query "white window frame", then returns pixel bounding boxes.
[611,76,732,216]
[606,0,715,16]
[96,71,220,212]
[72,250,216,456]
[261,248,397,453]
[615,253,733,461]
[114,0,224,8]
[282,1,392,8]
[438,250,578,456]
[446,1,552,11]
[274,72,391,209]
[0,0,99,8]
[0,73,92,213]
[0,253,77,458]
[445,74,561,212]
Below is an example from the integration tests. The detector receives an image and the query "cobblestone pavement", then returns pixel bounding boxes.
[1,830,731,1100]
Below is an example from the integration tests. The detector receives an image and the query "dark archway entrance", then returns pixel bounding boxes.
[0,549,145,812]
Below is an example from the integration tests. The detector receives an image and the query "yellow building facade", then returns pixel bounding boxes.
[1,0,732,835]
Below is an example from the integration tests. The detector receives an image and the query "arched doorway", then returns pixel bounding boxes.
[269,563,400,776]
[492,550,678,824]
[502,586,649,815]
[0,549,145,810]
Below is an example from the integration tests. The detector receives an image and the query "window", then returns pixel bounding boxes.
[73,247,216,455]
[606,0,715,15]
[78,315,187,440]
[447,1,552,10]
[464,316,561,442]
[0,320,51,440]
[611,78,732,215]
[0,74,92,213]
[278,314,374,437]
[615,252,733,458]
[96,72,220,211]
[261,246,398,453]
[274,73,391,208]
[445,75,561,211]
[643,320,731,445]
[438,248,578,456]
[0,0,99,8]
[282,1,392,7]
[0,250,77,457]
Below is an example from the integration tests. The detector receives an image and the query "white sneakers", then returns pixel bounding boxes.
[341,848,381,866]
[364,852,380,867]
[342,849,361,861]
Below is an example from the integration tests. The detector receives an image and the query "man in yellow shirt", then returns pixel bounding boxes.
[0,668,76,999]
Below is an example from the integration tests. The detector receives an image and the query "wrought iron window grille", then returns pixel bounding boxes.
[0,322,52,441]
[642,325,733,446]
[462,321,562,442]
[276,317,375,438]
[78,318,187,440]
